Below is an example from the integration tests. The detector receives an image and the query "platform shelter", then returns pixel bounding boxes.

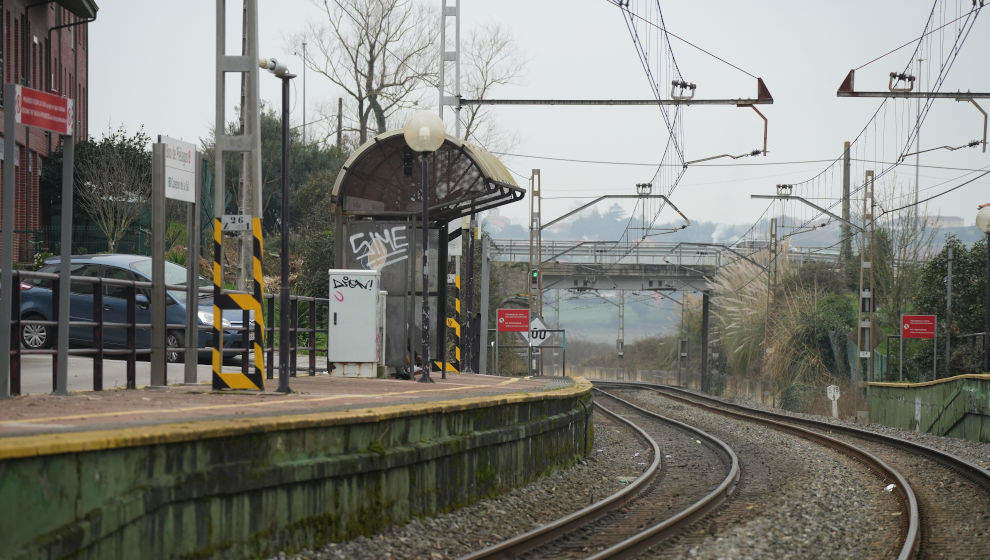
[331,130,524,375]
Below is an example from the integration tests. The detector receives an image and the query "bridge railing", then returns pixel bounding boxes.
[490,238,845,269]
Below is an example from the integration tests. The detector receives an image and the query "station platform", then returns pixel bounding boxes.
[0,372,590,558]
[0,373,569,439]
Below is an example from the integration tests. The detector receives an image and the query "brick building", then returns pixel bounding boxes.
[0,0,96,260]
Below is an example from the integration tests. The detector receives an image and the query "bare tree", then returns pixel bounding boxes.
[871,179,938,331]
[458,23,527,151]
[295,0,437,143]
[76,127,152,253]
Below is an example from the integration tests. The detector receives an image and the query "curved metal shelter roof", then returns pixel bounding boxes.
[332,130,524,223]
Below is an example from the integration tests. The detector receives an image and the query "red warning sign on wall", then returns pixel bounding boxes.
[497,308,530,332]
[14,85,74,136]
[901,315,936,339]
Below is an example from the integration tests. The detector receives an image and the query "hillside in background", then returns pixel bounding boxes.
[484,207,987,247]
[541,292,680,343]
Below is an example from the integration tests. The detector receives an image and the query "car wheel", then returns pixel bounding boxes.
[21,314,53,350]
[166,331,183,363]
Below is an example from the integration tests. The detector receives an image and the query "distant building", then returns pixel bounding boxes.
[926,215,965,229]
[0,0,97,260]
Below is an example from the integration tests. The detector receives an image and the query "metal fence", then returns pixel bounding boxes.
[28,224,151,256]
[569,367,677,385]
[5,269,329,396]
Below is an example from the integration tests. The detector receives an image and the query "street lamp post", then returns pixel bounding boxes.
[261,58,296,393]
[977,203,990,373]
[404,111,446,383]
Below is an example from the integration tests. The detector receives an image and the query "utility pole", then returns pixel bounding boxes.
[478,236,491,374]
[528,169,543,315]
[678,293,686,387]
[463,216,476,372]
[213,0,266,392]
[617,290,625,360]
[915,58,924,211]
[857,171,876,390]
[438,0,462,136]
[233,2,262,292]
[554,289,560,375]
[945,246,952,376]
[336,97,343,149]
[301,41,307,144]
[527,169,542,376]
[763,217,777,401]
[701,291,710,393]
[841,141,852,265]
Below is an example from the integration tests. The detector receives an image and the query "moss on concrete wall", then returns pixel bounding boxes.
[0,382,593,559]
[868,374,990,442]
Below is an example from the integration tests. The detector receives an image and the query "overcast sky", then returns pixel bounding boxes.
[90,1,990,231]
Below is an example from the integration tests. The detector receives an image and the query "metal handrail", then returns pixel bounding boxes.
[5,269,333,395]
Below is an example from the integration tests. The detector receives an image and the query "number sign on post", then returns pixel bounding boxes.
[222,214,252,232]
[826,384,840,419]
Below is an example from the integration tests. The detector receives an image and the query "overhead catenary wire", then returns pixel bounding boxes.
[754,0,983,242]
[492,151,990,173]
[602,0,760,79]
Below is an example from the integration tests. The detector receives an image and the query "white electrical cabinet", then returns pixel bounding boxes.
[328,269,381,377]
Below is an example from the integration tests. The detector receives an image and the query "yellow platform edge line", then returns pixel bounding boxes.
[0,378,592,461]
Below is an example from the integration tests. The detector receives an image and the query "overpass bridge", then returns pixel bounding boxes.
[489,239,840,292]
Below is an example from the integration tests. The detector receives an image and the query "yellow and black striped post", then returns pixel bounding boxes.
[212,217,265,390]
[439,274,461,373]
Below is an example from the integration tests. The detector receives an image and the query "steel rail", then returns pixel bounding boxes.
[458,399,662,560]
[596,381,923,560]
[638,381,990,492]
[460,390,740,560]
[586,389,740,559]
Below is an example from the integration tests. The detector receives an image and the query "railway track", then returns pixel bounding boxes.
[602,381,990,560]
[459,389,739,559]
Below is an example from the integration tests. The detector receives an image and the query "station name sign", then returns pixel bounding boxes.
[161,135,196,203]
[14,85,73,136]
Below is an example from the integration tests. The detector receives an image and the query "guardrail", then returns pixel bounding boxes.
[4,269,329,396]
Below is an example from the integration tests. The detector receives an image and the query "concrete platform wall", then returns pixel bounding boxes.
[868,374,990,442]
[0,379,593,559]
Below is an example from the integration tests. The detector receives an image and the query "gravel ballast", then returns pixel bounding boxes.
[725,392,990,469]
[518,391,732,558]
[610,387,902,560]
[275,412,648,560]
[685,389,990,559]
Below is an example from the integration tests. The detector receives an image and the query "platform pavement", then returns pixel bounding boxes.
[0,372,571,439]
[12,352,331,396]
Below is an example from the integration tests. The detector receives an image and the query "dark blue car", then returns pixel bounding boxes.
[19,254,248,362]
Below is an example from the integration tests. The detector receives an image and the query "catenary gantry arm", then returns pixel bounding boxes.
[751,194,864,232]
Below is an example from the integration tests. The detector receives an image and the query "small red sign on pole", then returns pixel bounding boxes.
[14,85,73,136]
[497,308,530,332]
[902,314,936,339]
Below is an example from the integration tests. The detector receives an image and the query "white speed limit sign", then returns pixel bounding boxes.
[526,317,550,347]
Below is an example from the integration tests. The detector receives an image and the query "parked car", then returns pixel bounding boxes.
[18,254,249,362]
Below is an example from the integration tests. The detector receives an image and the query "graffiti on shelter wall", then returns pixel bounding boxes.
[349,225,408,271]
